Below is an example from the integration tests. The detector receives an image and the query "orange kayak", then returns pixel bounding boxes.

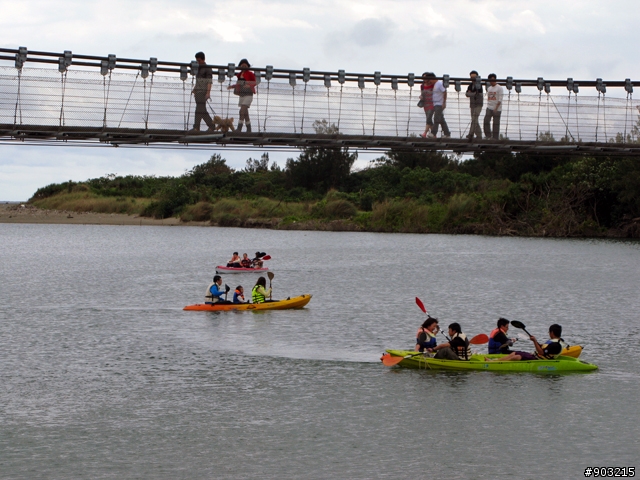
[183,294,312,311]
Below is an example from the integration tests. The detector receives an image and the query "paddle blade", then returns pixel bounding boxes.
[415,297,427,314]
[381,353,407,367]
[261,255,271,261]
[510,320,525,330]
[225,284,230,293]
[267,272,274,281]
[470,333,489,345]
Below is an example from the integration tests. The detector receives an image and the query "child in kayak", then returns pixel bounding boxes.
[233,286,245,303]
[488,318,517,354]
[486,324,563,361]
[227,252,242,268]
[240,253,252,268]
[415,317,439,352]
[251,276,272,303]
[431,323,472,360]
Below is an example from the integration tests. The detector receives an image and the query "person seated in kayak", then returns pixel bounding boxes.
[205,275,228,304]
[415,317,439,352]
[487,324,564,361]
[233,285,245,303]
[488,318,517,354]
[252,252,264,268]
[431,323,472,360]
[227,252,242,268]
[251,276,272,303]
[240,253,252,268]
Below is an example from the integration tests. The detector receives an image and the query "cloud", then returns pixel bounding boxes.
[349,18,393,47]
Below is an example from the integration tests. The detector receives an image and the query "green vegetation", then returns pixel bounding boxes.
[29,119,640,238]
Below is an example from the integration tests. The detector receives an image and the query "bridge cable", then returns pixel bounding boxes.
[575,92,580,142]
[394,89,398,136]
[547,91,551,138]
[457,90,461,138]
[263,79,271,132]
[372,82,379,136]
[337,84,343,132]
[566,91,571,141]
[292,84,297,134]
[59,70,68,127]
[535,90,542,141]
[602,91,607,141]
[505,89,511,139]
[13,69,23,126]
[406,85,413,136]
[254,81,260,133]
[549,95,574,142]
[360,83,365,135]
[517,89,522,141]
[144,72,155,130]
[117,72,139,128]
[326,85,331,126]
[102,71,114,129]
[624,90,631,142]
[595,88,602,142]
[301,81,307,134]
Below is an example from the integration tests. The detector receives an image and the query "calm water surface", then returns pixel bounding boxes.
[1,224,639,479]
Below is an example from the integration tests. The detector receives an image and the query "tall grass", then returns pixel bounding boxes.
[30,190,150,214]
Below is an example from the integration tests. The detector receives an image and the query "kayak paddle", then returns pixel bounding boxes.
[382,352,424,367]
[469,333,489,345]
[415,297,427,314]
[267,271,274,300]
[261,255,271,261]
[510,320,532,337]
[224,284,230,301]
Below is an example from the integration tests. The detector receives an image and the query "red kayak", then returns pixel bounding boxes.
[215,266,269,274]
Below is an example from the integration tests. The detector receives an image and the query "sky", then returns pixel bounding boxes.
[1,0,639,200]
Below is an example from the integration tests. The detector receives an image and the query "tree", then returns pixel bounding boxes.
[244,153,271,173]
[285,119,356,192]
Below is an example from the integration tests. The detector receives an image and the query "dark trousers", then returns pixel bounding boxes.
[193,94,214,130]
[469,105,483,138]
[431,105,450,136]
[484,108,501,139]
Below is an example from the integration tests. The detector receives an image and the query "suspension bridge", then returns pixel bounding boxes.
[1,47,639,155]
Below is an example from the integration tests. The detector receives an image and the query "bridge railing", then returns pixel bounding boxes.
[0,48,638,145]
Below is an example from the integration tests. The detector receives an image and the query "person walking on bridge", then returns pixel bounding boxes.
[189,52,215,134]
[466,70,483,140]
[229,58,256,133]
[426,73,451,139]
[483,73,504,140]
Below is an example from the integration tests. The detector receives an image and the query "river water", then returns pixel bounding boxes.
[1,224,638,479]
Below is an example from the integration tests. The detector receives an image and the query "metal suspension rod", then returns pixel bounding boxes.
[406,86,413,136]
[337,84,343,132]
[117,71,139,128]
[372,85,379,136]
[595,92,601,142]
[517,93,522,141]
[59,71,67,127]
[301,82,307,134]
[535,91,542,140]
[505,90,511,138]
[263,81,270,132]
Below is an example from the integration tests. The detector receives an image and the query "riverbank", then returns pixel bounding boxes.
[0,203,206,226]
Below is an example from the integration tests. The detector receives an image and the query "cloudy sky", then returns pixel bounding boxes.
[1,0,639,200]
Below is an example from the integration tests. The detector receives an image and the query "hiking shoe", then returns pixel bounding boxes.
[443,134,451,138]
[420,132,427,138]
[187,128,200,134]
[426,132,436,138]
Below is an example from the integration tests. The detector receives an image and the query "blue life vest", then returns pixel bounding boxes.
[416,327,437,350]
[488,328,506,354]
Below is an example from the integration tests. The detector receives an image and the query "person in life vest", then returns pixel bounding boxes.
[415,317,439,352]
[487,324,564,361]
[251,276,272,303]
[488,318,517,354]
[233,286,245,304]
[205,275,228,304]
[240,253,252,268]
[252,252,264,268]
[227,252,242,268]
[432,323,472,360]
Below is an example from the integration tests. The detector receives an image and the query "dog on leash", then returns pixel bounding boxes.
[213,116,235,133]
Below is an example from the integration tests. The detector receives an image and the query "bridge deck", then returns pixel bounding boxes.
[2,123,639,155]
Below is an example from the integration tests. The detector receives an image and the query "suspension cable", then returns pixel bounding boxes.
[517,92,522,141]
[602,93,607,141]
[457,90,461,138]
[535,90,542,141]
[566,92,571,141]
[372,84,379,136]
[595,92,601,142]
[505,90,511,138]
[575,93,580,142]
[102,70,113,129]
[263,80,270,132]
[406,85,413,136]
[337,84,343,132]
[117,71,139,128]
[360,88,365,135]
[301,82,307,133]
[394,89,398,137]
[13,69,22,126]
[59,70,68,127]
[292,85,297,134]
[144,72,154,130]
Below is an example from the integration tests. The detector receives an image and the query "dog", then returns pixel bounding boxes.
[213,116,235,133]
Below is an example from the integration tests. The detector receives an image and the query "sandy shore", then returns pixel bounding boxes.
[0,203,209,227]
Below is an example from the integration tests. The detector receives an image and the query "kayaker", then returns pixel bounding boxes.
[488,318,517,354]
[205,275,227,304]
[240,253,252,268]
[251,276,272,303]
[252,252,264,268]
[227,252,242,268]
[415,317,439,352]
[487,324,564,361]
[432,323,472,360]
[233,286,245,304]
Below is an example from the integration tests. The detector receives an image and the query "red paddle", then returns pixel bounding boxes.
[261,255,271,261]
[415,297,427,314]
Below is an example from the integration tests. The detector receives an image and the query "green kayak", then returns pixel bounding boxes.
[382,350,598,373]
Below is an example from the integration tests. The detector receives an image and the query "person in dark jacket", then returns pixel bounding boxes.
[189,51,215,133]
[466,70,483,140]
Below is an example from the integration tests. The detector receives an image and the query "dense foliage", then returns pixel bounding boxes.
[30,121,640,237]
